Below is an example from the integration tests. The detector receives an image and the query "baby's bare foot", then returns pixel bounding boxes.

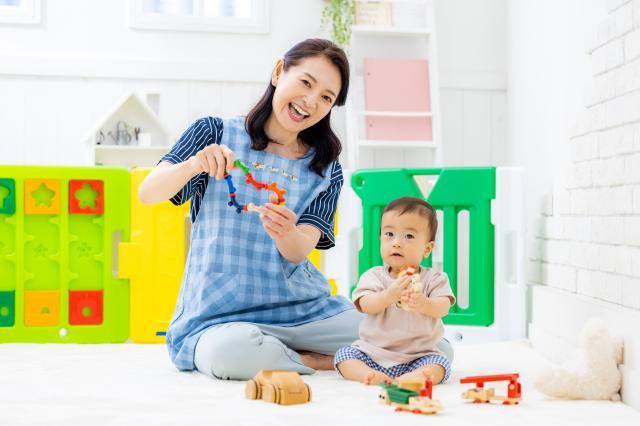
[421,369,434,380]
[362,371,392,386]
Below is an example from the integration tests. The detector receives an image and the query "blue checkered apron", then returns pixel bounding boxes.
[166,117,353,371]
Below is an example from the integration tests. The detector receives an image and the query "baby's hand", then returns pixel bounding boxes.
[385,275,412,304]
[400,290,428,313]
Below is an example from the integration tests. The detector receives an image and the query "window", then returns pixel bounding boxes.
[0,0,41,24]
[129,0,269,33]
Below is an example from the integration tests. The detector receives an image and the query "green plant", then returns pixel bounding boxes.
[321,0,355,49]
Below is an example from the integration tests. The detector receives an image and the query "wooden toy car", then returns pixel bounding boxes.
[245,370,312,405]
[460,373,522,405]
[378,378,443,415]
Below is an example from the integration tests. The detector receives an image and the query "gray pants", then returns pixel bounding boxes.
[194,308,454,380]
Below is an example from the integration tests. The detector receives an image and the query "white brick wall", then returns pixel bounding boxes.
[535,0,640,312]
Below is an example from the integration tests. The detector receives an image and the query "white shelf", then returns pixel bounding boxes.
[352,25,431,37]
[361,110,432,117]
[359,140,438,148]
[345,0,441,169]
[94,143,171,168]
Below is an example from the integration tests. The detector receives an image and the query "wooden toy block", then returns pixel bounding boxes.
[69,180,104,214]
[460,373,522,405]
[245,370,311,405]
[24,290,60,326]
[24,179,60,215]
[379,379,443,415]
[396,265,421,310]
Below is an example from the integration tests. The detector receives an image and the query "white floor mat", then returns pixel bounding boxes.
[1,340,638,425]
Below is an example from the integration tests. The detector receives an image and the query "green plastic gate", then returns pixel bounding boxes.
[351,167,496,326]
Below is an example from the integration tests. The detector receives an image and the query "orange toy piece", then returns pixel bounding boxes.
[24,290,60,326]
[460,373,522,405]
[245,370,311,405]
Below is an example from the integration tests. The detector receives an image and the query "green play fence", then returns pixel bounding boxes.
[351,167,496,326]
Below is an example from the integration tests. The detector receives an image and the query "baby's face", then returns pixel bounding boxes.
[380,210,434,273]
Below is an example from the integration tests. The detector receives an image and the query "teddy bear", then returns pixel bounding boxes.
[534,318,623,401]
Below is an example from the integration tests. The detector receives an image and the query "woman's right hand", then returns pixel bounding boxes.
[189,143,236,180]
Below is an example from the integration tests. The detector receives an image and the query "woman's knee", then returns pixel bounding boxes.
[194,323,265,379]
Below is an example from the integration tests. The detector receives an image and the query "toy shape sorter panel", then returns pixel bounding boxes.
[351,167,496,327]
[119,168,189,343]
[0,166,130,343]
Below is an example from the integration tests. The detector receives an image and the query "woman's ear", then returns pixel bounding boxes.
[271,59,285,86]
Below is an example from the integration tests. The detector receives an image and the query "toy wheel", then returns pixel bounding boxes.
[304,383,312,402]
[264,384,279,404]
[245,380,259,400]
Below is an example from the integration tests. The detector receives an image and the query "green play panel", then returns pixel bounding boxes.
[351,167,496,327]
[0,166,130,343]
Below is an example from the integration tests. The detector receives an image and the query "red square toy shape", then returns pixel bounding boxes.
[69,180,104,214]
[69,290,103,325]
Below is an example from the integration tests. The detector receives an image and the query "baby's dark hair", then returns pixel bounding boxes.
[382,197,438,241]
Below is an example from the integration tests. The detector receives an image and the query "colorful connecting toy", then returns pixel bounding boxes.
[224,159,287,213]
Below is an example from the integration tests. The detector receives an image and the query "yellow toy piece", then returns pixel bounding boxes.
[462,387,496,403]
[308,210,339,296]
[24,179,60,215]
[118,168,190,343]
[461,387,521,404]
[245,370,312,405]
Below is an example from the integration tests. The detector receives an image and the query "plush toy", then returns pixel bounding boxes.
[534,318,623,401]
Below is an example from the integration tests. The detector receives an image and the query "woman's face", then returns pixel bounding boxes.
[270,55,342,134]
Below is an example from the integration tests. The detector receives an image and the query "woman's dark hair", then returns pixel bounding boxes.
[245,38,350,177]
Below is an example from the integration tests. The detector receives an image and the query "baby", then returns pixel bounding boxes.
[334,197,455,385]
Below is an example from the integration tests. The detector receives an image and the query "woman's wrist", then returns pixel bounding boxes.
[186,156,203,177]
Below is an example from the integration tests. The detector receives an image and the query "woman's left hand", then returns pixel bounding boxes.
[257,194,297,240]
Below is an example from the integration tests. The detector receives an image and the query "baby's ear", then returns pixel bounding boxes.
[423,241,435,258]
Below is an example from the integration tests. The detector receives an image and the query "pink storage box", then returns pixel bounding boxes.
[364,57,432,141]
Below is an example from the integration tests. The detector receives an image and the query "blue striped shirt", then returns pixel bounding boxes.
[161,116,343,249]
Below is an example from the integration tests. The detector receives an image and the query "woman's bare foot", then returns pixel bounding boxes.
[299,351,335,370]
[363,371,392,386]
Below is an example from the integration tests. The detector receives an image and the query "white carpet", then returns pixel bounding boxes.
[1,340,638,426]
